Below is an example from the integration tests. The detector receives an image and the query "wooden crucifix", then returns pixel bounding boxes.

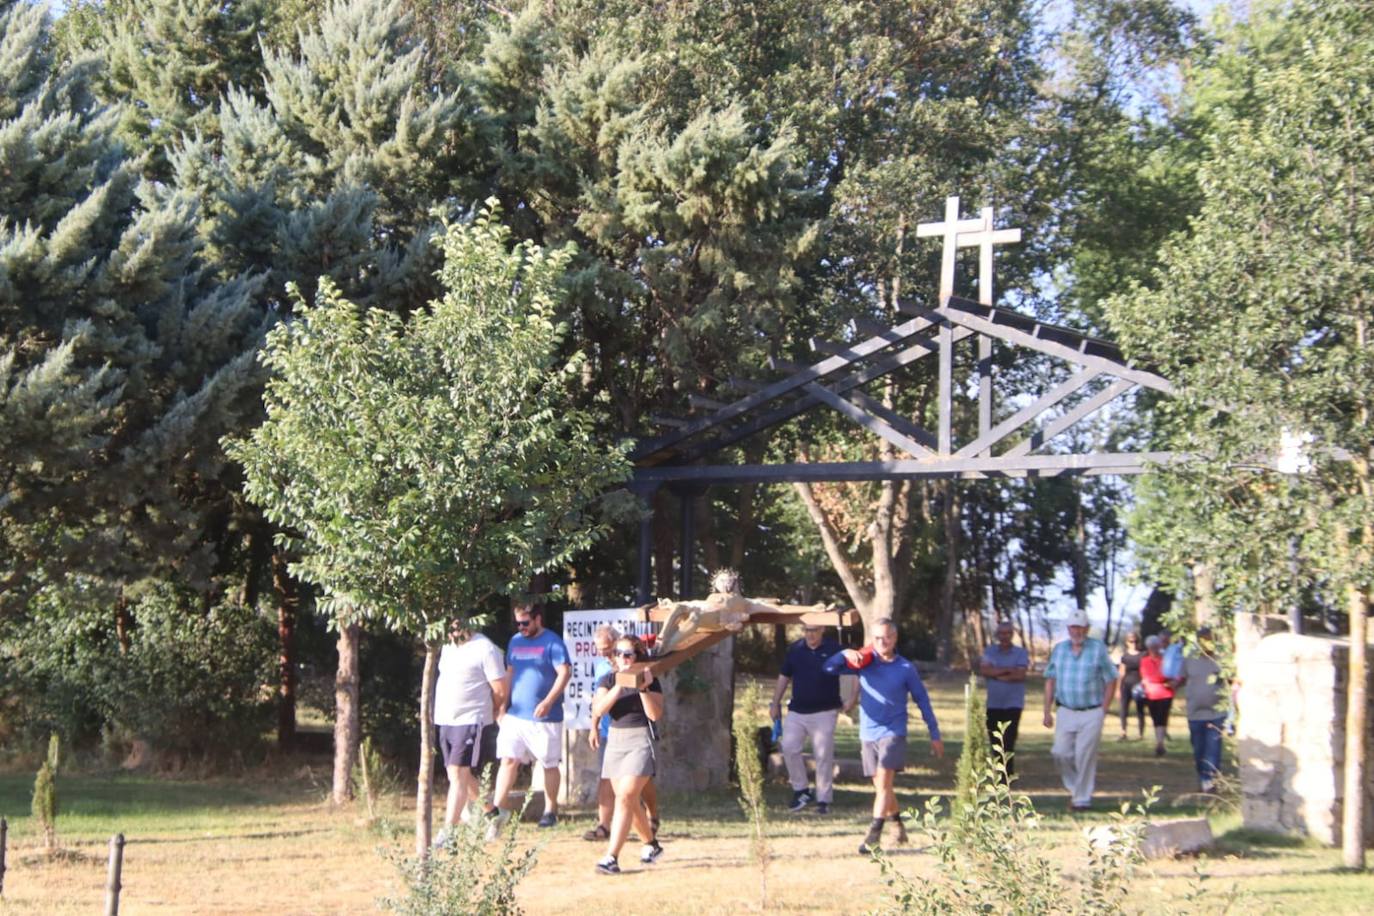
[614,569,861,688]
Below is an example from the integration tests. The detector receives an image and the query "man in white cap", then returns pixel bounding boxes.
[1042,609,1118,811]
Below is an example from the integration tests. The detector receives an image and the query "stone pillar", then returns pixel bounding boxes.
[1238,631,1374,845]
[659,636,736,793]
[560,636,737,804]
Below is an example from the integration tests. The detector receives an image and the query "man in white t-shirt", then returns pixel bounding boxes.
[433,619,507,845]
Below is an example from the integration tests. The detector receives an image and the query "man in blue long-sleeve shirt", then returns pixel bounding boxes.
[824,617,943,855]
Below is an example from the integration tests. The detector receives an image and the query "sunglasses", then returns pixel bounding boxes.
[614,649,637,659]
[515,619,534,628]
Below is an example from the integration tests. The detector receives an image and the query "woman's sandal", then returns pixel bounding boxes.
[582,824,611,841]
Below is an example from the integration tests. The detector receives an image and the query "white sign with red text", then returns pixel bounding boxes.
[561,609,655,730]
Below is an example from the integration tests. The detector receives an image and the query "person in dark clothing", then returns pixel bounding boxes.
[592,636,664,875]
[1117,632,1146,741]
[769,624,844,813]
[978,621,1029,777]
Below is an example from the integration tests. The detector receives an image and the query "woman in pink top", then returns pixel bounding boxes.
[1139,635,1175,756]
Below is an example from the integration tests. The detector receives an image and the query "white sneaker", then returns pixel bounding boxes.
[484,808,511,841]
[639,840,664,864]
[432,827,450,848]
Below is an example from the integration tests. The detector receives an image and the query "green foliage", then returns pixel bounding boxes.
[871,752,1155,916]
[0,580,275,759]
[31,738,57,850]
[953,676,989,823]
[46,731,61,775]
[731,680,772,909]
[0,0,265,609]
[229,201,632,641]
[1108,0,1374,610]
[380,806,537,916]
[73,0,275,178]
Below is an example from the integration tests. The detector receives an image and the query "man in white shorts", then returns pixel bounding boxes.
[487,603,572,834]
[433,619,506,846]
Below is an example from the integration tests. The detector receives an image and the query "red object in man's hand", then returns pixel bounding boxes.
[847,646,875,669]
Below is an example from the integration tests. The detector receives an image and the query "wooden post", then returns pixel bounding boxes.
[104,833,125,916]
[1,815,8,897]
[679,490,696,598]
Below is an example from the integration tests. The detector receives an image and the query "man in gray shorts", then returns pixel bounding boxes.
[432,619,507,846]
[823,618,943,855]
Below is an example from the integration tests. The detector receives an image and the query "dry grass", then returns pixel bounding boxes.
[0,672,1368,914]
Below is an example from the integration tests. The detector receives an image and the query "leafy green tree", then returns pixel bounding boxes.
[1106,0,1374,868]
[228,205,631,854]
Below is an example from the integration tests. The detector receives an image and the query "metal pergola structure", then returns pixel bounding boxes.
[629,197,1178,604]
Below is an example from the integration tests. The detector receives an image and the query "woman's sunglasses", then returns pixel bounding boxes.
[614,649,637,659]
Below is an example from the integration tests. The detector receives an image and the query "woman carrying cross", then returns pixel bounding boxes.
[591,634,665,875]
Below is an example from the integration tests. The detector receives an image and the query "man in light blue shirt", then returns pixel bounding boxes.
[1042,609,1118,811]
[979,621,1029,777]
[823,617,943,855]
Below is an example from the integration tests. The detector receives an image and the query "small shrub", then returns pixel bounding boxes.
[732,680,772,909]
[380,793,537,916]
[31,734,59,851]
[953,675,989,824]
[869,744,1155,916]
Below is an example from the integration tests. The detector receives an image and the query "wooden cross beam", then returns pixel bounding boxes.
[614,604,861,688]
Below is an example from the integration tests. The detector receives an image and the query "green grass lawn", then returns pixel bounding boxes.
[0,671,1368,914]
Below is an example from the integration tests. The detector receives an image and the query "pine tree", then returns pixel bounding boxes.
[0,0,264,610]
[74,0,276,179]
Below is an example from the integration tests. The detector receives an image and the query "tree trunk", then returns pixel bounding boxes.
[272,550,300,750]
[793,480,873,627]
[1071,482,1089,610]
[331,621,362,805]
[114,588,131,655]
[415,641,440,858]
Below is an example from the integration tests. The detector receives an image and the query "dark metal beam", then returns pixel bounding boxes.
[955,370,1099,458]
[666,328,973,466]
[1005,379,1136,457]
[687,393,728,411]
[842,389,938,452]
[804,382,935,458]
[633,314,944,461]
[634,452,1176,485]
[725,376,766,393]
[925,302,1175,394]
[648,414,689,429]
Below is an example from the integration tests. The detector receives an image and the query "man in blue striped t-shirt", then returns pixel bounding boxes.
[1042,609,1118,811]
[823,617,942,855]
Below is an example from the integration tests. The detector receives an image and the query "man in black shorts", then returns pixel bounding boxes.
[432,620,507,846]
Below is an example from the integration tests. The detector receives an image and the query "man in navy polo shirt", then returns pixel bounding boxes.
[769,624,843,814]
[824,617,943,855]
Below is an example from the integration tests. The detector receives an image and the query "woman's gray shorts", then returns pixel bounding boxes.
[601,726,656,779]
